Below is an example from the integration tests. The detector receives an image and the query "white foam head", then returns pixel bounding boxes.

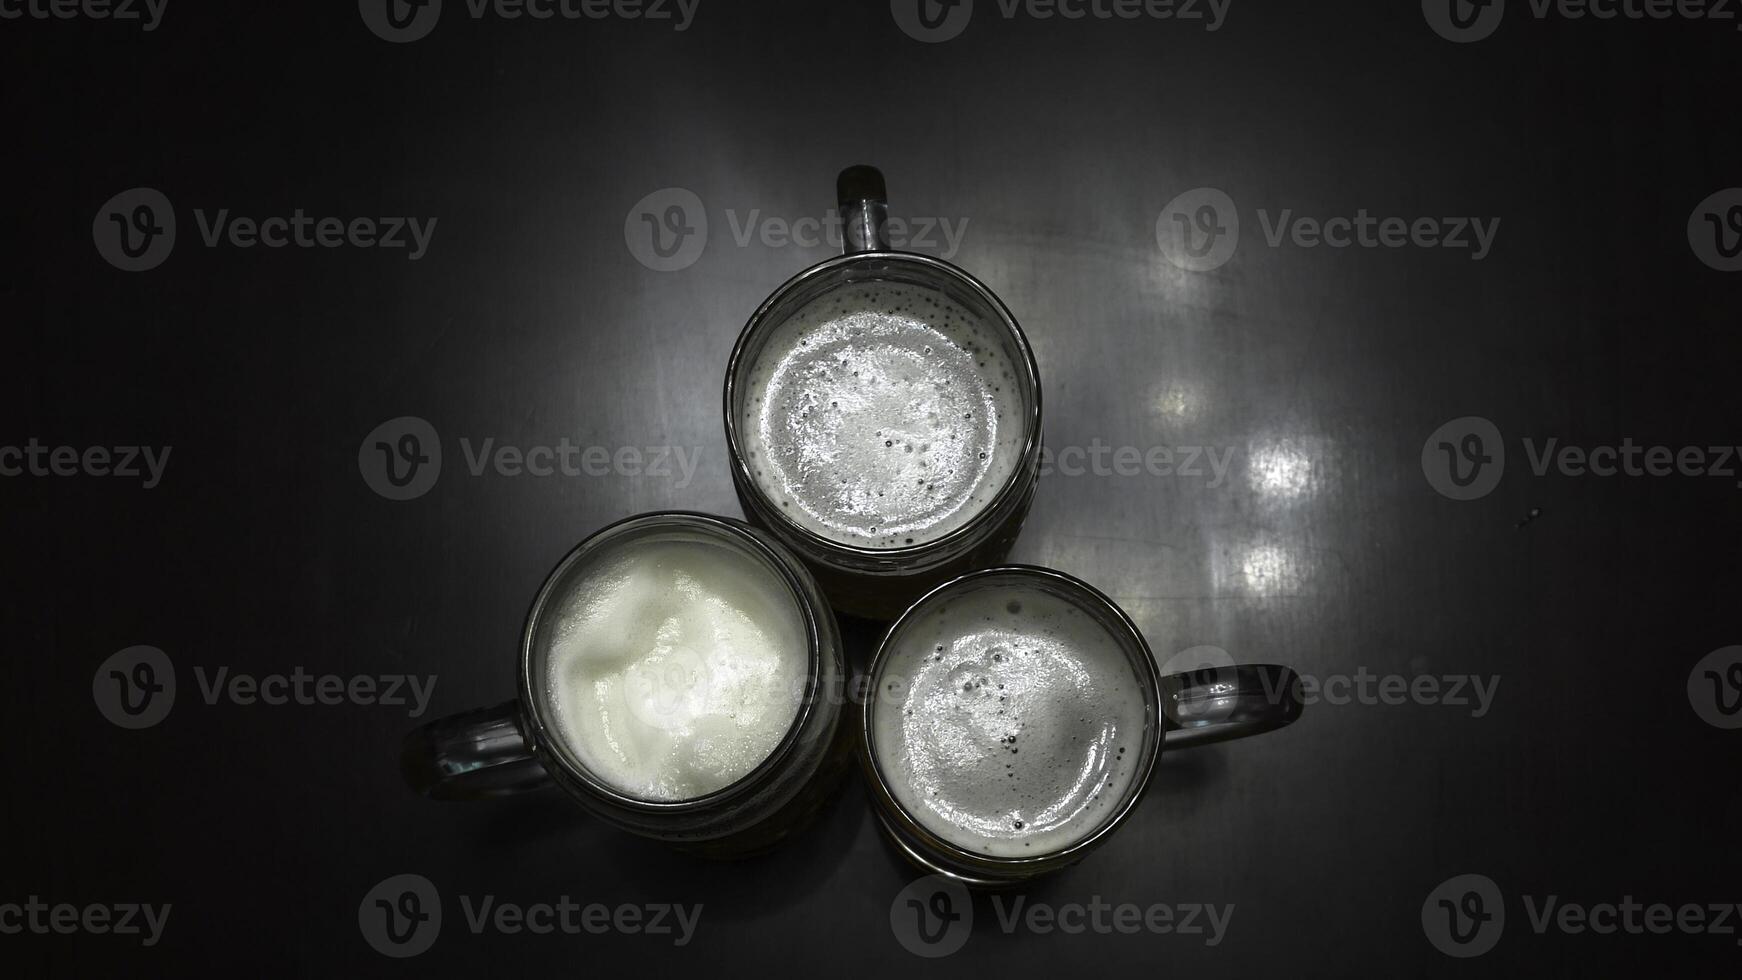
[541,530,810,802]
[736,279,1027,550]
[869,577,1153,859]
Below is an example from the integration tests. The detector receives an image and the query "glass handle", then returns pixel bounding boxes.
[401,700,553,800]
[838,165,890,254]
[1161,664,1304,749]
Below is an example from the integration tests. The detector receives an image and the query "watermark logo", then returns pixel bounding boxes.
[1423,0,1505,42]
[1689,645,1742,729]
[1428,0,1741,42]
[890,875,972,957]
[1422,416,1505,500]
[92,646,176,730]
[362,0,698,41]
[359,875,702,956]
[625,187,708,272]
[93,647,438,728]
[1158,187,1239,272]
[359,416,443,501]
[1425,874,1742,956]
[893,0,1228,42]
[93,188,176,271]
[1161,191,1501,270]
[887,876,1232,957]
[360,0,443,42]
[1689,188,1742,272]
[95,190,436,269]
[891,0,975,42]
[1159,644,1240,727]
[360,874,442,958]
[624,187,969,271]
[1165,646,1500,718]
[623,647,711,730]
[1424,417,1742,500]
[0,0,166,29]
[358,417,702,500]
[1423,873,1506,957]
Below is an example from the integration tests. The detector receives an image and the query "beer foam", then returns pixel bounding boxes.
[870,582,1150,859]
[737,281,1026,550]
[543,535,809,802]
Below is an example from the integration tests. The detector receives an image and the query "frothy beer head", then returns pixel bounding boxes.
[735,279,1028,550]
[868,574,1156,859]
[539,529,811,802]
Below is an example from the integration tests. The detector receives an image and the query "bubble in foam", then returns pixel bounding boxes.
[738,281,1025,549]
[871,582,1150,859]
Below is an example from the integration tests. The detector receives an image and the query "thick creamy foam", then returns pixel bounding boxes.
[543,533,809,802]
[871,582,1150,859]
[737,281,1026,550]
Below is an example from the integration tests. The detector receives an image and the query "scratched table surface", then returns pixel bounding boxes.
[5,1,1740,975]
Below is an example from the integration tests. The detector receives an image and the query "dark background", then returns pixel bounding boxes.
[5,0,1739,974]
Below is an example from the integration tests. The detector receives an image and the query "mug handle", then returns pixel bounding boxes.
[401,700,553,800]
[1160,664,1304,749]
[838,165,891,254]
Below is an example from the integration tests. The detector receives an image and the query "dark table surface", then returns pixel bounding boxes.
[6,0,1740,975]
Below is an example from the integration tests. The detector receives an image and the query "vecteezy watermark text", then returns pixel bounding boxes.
[456,895,701,943]
[722,209,967,256]
[94,188,436,271]
[457,438,699,485]
[358,874,700,958]
[0,0,166,29]
[1,440,170,488]
[1280,667,1500,718]
[1253,209,1499,260]
[891,0,1230,44]
[1161,647,1501,719]
[888,875,1231,958]
[93,646,437,730]
[988,895,1232,943]
[190,210,436,258]
[1423,874,1742,958]
[0,898,170,947]
[358,416,701,501]
[1038,441,1235,486]
[360,0,700,43]
[1158,188,1500,271]
[1424,0,1740,44]
[624,187,969,271]
[1422,416,1742,500]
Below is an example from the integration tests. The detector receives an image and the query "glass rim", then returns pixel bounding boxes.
[516,510,828,813]
[722,251,1044,561]
[860,564,1165,873]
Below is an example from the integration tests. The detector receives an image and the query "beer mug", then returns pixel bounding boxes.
[401,512,850,856]
[724,166,1043,618]
[861,565,1304,885]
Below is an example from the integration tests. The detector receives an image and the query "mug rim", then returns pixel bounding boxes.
[722,251,1044,562]
[860,564,1165,876]
[516,510,828,813]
